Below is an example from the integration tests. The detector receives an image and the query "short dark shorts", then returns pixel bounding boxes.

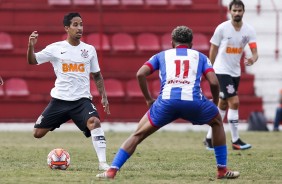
[34,98,100,137]
[216,74,240,100]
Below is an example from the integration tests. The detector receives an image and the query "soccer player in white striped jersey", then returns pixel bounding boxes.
[204,0,258,151]
[96,26,239,179]
[27,12,110,171]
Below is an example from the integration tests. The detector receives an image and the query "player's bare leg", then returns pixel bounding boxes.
[96,114,159,179]
[33,128,52,138]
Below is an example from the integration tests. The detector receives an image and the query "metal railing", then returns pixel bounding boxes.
[270,0,280,59]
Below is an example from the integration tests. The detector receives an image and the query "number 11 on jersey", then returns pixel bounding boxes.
[174,60,189,78]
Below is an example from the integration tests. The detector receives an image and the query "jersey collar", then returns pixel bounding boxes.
[176,45,189,48]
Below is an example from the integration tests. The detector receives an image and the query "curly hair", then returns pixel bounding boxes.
[171,26,193,44]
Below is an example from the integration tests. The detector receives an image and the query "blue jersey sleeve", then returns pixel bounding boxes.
[199,53,214,76]
[145,52,163,72]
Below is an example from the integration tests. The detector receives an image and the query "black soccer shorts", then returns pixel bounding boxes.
[34,97,100,138]
[216,74,240,99]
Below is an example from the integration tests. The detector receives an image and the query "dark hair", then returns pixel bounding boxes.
[171,26,193,44]
[63,12,81,26]
[229,0,245,11]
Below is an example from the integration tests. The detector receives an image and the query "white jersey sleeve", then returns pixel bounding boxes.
[89,46,100,73]
[35,44,56,64]
[210,23,224,47]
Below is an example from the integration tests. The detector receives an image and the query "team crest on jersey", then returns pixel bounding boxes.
[81,49,89,58]
[241,36,249,45]
[226,84,235,94]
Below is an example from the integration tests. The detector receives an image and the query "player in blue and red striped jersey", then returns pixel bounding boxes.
[96,26,239,179]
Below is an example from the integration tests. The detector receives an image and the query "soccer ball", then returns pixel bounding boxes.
[47,148,70,170]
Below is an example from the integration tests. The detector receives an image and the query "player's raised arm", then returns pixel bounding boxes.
[27,31,38,65]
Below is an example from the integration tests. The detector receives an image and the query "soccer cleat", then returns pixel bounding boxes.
[203,138,214,151]
[273,128,279,132]
[96,168,117,179]
[232,138,252,150]
[98,162,110,171]
[217,168,240,179]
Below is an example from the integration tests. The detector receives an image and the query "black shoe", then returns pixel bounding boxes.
[232,138,252,150]
[273,128,279,132]
[203,138,214,151]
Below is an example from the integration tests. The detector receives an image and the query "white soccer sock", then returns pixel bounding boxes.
[227,109,239,142]
[218,108,226,121]
[206,127,212,139]
[91,127,107,163]
[206,108,226,139]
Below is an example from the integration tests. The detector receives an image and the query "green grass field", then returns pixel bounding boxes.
[0,130,282,184]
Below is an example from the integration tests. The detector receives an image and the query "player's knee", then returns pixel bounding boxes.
[209,115,223,127]
[33,129,44,139]
[218,100,228,110]
[87,117,101,130]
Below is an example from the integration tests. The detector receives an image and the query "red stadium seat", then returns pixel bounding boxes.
[0,32,13,50]
[162,32,208,52]
[121,0,144,6]
[73,0,95,5]
[4,78,30,97]
[86,33,111,51]
[170,0,193,6]
[136,33,161,52]
[0,85,4,97]
[90,79,125,98]
[160,32,172,50]
[145,0,168,5]
[126,79,143,98]
[97,0,119,6]
[112,33,136,52]
[193,33,209,52]
[48,0,71,5]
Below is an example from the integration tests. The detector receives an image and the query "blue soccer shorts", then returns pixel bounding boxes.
[148,97,219,128]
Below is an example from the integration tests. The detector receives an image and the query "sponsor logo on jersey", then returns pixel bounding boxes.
[167,79,190,84]
[62,63,85,72]
[226,47,243,54]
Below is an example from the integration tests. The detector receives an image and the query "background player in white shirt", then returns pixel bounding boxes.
[204,0,258,150]
[27,12,111,171]
[96,26,239,180]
